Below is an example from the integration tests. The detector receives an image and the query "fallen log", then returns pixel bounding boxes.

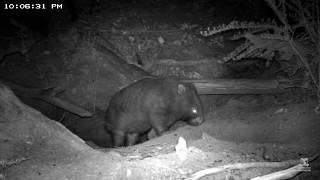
[92,37,301,95]
[0,78,92,117]
[183,79,298,95]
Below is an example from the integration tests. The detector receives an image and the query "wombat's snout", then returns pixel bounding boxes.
[187,107,204,125]
[188,116,203,126]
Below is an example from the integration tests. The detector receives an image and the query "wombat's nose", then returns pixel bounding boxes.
[187,117,203,126]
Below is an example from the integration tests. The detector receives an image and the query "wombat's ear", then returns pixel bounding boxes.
[177,84,186,95]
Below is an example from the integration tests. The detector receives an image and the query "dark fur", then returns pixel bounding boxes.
[104,77,204,147]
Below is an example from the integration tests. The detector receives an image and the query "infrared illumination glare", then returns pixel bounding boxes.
[192,108,197,114]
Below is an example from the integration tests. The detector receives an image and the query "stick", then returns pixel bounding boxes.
[187,154,318,180]
[0,79,92,117]
[251,158,311,180]
[36,92,92,117]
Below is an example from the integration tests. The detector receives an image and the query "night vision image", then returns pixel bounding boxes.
[0,0,319,179]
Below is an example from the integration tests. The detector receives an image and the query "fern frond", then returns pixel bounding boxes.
[200,20,282,37]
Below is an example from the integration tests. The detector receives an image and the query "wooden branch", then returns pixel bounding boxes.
[187,154,318,180]
[0,78,92,117]
[94,35,151,81]
[251,155,319,180]
[187,161,297,180]
[182,79,291,95]
[251,163,310,180]
[35,90,92,117]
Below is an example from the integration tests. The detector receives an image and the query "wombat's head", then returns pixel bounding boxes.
[175,83,204,126]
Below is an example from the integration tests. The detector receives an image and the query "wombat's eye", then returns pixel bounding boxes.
[191,107,197,114]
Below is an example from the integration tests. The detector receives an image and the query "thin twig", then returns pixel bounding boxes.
[288,39,319,89]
